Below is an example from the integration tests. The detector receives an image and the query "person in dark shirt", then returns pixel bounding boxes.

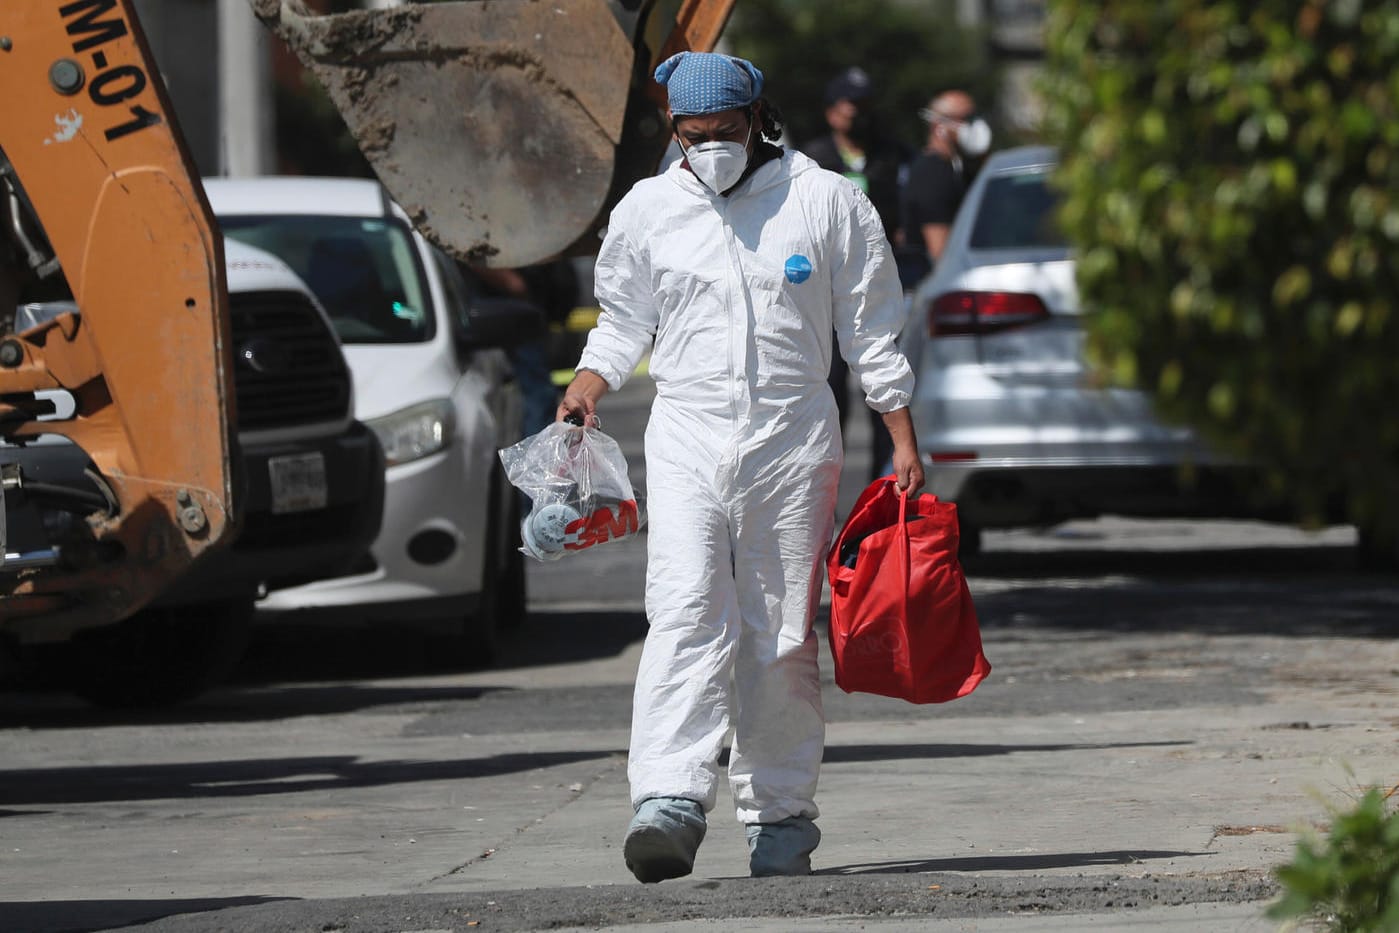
[800,67,909,244]
[801,68,912,476]
[901,89,992,280]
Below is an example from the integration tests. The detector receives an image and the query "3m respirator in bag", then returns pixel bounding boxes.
[498,422,645,561]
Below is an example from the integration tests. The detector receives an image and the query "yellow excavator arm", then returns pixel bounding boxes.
[0,0,732,635]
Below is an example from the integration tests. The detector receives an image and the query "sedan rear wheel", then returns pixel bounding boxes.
[1356,524,1399,572]
[958,520,984,560]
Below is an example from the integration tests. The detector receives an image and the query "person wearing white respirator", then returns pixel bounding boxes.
[558,51,923,884]
[901,89,993,279]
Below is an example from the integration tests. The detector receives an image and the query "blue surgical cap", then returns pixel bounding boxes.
[654,52,764,117]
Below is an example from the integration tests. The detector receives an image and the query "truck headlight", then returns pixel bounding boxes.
[367,399,455,466]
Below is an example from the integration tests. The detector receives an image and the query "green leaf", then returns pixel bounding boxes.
[1158,359,1183,397]
[1340,99,1377,138]
[1272,266,1312,307]
[1270,158,1298,194]
[1207,381,1235,419]
[1140,108,1168,145]
[1337,302,1366,337]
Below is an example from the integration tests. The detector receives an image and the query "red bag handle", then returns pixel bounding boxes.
[832,476,930,577]
[896,483,911,590]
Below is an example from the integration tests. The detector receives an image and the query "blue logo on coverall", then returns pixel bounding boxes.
[784,254,812,284]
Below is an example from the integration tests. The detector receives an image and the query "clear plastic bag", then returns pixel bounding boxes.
[498,421,646,561]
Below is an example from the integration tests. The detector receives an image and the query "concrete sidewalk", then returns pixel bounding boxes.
[3,374,1394,931]
[7,503,1398,933]
[596,903,1273,931]
[399,640,1381,931]
[78,684,1368,931]
[3,587,1393,931]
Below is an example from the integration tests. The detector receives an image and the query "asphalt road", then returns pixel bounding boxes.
[2,379,1396,933]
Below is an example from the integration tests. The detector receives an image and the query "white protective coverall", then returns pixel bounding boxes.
[577,147,914,825]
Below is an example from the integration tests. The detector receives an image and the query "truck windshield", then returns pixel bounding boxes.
[221,216,435,344]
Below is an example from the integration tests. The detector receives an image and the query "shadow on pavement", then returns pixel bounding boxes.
[822,849,1213,875]
[493,609,649,670]
[0,608,648,727]
[821,740,1189,764]
[963,541,1364,579]
[0,749,623,805]
[969,574,1399,638]
[235,608,648,684]
[0,896,294,933]
[0,683,504,730]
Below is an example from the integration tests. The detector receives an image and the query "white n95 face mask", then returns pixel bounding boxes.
[683,127,751,194]
[957,118,992,158]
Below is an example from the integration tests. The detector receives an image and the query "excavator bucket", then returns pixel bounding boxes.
[251,0,735,269]
[0,0,236,635]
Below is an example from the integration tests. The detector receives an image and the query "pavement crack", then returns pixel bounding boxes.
[420,752,626,885]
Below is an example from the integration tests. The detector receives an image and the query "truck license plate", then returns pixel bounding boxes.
[268,452,328,514]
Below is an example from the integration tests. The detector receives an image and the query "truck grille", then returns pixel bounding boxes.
[230,291,351,431]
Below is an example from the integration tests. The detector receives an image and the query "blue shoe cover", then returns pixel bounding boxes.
[623,797,706,883]
[746,815,820,877]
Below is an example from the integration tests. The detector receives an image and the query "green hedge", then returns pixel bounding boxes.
[1042,0,1399,539]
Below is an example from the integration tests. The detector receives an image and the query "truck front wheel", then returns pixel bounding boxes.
[457,467,527,669]
[47,599,254,708]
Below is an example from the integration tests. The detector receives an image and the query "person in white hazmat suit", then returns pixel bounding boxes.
[558,51,925,884]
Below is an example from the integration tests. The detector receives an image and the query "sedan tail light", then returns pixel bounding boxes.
[928,290,1051,338]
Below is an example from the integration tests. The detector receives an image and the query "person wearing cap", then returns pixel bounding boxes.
[557,52,923,884]
[901,90,993,279]
[800,68,914,481]
[800,67,910,246]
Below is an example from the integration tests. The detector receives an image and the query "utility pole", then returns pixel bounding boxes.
[218,0,275,176]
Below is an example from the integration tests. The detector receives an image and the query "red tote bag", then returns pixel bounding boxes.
[826,477,990,704]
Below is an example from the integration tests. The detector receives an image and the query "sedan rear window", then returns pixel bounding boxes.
[968,172,1067,250]
[222,215,435,344]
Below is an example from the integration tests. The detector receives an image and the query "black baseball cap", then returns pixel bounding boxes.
[825,67,873,105]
